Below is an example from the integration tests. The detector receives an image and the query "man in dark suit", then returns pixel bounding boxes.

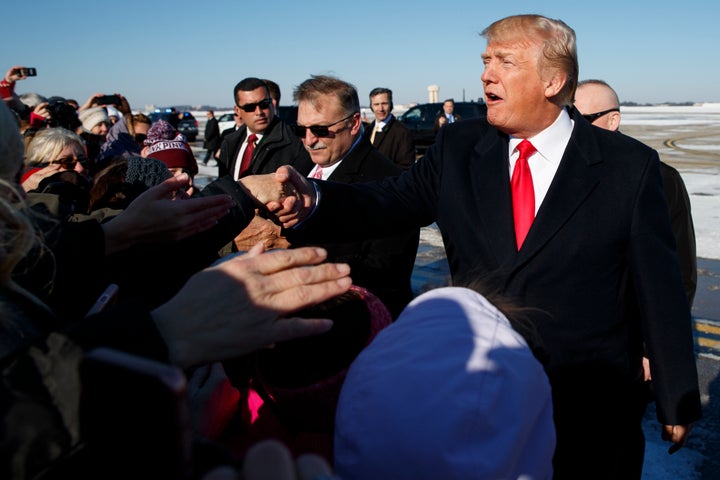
[245,14,701,479]
[202,110,220,165]
[216,77,312,179]
[366,87,415,170]
[214,112,243,160]
[439,98,461,124]
[289,75,419,318]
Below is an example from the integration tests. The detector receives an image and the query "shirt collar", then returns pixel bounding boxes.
[246,129,264,143]
[311,132,364,179]
[509,108,574,165]
[375,113,393,130]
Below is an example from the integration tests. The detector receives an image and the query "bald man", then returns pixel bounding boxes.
[575,79,698,383]
[573,79,622,131]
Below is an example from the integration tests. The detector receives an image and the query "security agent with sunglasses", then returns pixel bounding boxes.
[286,75,420,318]
[216,77,312,180]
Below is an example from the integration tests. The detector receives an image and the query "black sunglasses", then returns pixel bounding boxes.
[581,108,619,123]
[237,98,272,113]
[49,155,88,169]
[294,113,356,138]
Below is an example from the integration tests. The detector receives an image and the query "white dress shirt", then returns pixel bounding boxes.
[233,131,264,179]
[508,108,574,215]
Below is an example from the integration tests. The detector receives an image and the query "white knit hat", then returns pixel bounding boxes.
[78,106,109,132]
[334,286,556,480]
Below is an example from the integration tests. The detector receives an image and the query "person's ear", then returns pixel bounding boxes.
[607,111,621,132]
[350,113,362,135]
[544,70,567,99]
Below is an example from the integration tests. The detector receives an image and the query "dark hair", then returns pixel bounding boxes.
[455,271,549,365]
[233,77,271,106]
[262,79,281,105]
[88,158,140,211]
[293,75,360,117]
[47,99,81,131]
[88,156,170,212]
[369,87,393,100]
[256,289,372,388]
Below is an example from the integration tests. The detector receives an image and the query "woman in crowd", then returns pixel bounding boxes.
[22,127,90,190]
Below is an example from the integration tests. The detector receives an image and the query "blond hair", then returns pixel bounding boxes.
[482,14,578,106]
[25,128,85,167]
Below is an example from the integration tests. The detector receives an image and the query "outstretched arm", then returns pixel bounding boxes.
[152,244,352,368]
[101,174,235,254]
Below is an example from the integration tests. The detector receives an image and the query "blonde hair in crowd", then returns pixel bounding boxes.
[25,127,85,167]
[482,14,579,106]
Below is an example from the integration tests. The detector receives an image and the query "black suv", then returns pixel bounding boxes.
[399,102,486,154]
[148,109,199,142]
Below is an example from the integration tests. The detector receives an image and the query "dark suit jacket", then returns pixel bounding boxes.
[288,137,420,318]
[660,162,697,305]
[367,116,415,170]
[293,109,701,441]
[217,118,312,178]
[203,117,221,151]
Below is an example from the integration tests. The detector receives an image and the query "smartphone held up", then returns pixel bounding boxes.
[14,67,37,77]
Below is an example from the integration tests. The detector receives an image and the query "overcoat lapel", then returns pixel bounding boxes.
[468,129,518,266]
[516,121,603,264]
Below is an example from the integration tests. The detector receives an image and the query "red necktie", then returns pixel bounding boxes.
[511,139,536,249]
[311,166,324,179]
[239,133,257,176]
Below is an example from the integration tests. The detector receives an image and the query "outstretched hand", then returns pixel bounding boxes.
[101,173,235,254]
[4,65,31,83]
[152,244,352,368]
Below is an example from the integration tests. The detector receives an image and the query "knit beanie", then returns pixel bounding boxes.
[144,119,176,144]
[78,107,110,132]
[144,120,198,175]
[125,156,172,189]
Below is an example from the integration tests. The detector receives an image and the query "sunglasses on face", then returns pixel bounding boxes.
[49,155,88,169]
[237,98,272,113]
[581,108,619,123]
[294,113,356,138]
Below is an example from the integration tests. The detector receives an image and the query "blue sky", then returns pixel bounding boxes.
[4,0,719,109]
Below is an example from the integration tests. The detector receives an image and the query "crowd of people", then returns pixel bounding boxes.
[1,12,701,480]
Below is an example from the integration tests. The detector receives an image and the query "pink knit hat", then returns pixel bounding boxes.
[144,120,198,175]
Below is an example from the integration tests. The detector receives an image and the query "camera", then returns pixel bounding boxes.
[47,98,81,130]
